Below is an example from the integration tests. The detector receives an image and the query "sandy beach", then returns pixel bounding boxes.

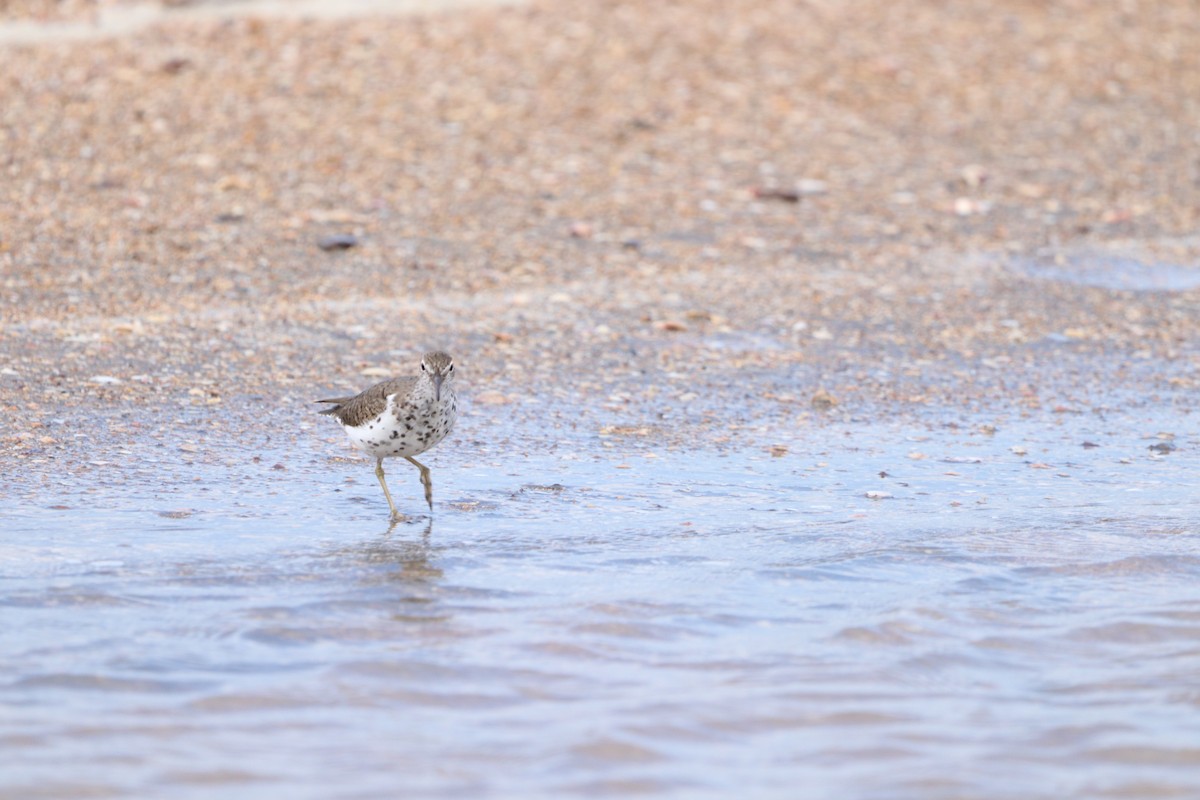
[3,0,1198,467]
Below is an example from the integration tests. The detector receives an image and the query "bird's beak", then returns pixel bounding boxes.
[433,374,444,402]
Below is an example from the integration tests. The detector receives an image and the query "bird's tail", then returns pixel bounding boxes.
[315,398,351,416]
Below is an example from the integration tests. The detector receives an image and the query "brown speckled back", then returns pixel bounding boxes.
[315,376,417,428]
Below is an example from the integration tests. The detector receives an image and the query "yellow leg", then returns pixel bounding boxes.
[374,457,402,520]
[404,455,434,511]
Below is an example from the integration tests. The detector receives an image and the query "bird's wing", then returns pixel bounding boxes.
[315,377,416,426]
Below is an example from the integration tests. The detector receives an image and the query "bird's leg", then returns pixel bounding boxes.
[375,457,402,520]
[404,455,433,511]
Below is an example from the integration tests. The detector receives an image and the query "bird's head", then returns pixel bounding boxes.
[420,351,455,401]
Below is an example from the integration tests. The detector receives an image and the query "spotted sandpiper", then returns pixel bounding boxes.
[316,351,458,520]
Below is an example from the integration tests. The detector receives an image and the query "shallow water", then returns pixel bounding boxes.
[4,404,1199,799]
[1013,251,1200,292]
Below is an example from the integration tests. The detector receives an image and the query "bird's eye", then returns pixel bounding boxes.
[421,363,426,371]
[449,364,454,371]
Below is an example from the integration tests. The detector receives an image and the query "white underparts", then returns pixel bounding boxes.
[342,388,458,460]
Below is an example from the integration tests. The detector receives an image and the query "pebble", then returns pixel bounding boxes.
[317,234,360,251]
[811,390,838,409]
[796,179,829,195]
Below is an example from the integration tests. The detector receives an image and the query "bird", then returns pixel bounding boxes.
[316,351,458,520]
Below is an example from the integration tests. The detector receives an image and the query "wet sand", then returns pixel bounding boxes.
[2,0,1199,468]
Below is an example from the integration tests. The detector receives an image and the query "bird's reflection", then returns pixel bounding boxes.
[327,517,443,585]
